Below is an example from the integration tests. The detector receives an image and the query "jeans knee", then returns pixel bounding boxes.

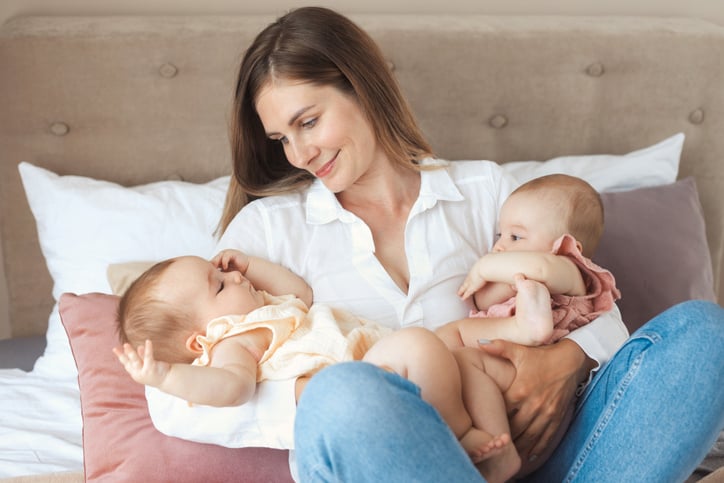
[297,362,421,428]
[638,300,723,346]
[622,300,724,383]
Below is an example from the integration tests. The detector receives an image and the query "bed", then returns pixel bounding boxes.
[0,13,722,482]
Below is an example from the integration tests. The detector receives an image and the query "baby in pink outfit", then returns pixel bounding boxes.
[438,173,621,349]
[473,233,619,343]
[434,173,621,476]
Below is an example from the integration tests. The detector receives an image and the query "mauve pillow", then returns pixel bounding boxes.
[59,292,293,483]
[594,178,716,333]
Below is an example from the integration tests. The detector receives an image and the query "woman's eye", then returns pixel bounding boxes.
[277,136,288,145]
[301,118,317,129]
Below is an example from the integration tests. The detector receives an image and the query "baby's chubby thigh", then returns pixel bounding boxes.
[363,327,461,391]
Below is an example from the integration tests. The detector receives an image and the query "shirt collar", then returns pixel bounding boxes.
[305,158,464,224]
[418,158,464,206]
[306,179,346,225]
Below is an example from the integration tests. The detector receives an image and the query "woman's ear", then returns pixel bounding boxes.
[185,332,204,355]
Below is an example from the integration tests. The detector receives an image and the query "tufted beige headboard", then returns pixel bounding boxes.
[1,15,723,338]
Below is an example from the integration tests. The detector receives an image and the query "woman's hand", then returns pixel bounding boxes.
[479,338,594,468]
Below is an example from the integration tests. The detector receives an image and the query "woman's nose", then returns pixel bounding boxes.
[287,139,317,168]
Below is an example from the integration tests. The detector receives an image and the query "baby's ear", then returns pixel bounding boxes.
[575,239,584,254]
[185,332,204,355]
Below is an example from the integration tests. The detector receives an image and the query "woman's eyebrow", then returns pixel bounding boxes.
[288,105,314,126]
[265,105,314,137]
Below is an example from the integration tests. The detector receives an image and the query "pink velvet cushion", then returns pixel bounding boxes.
[594,177,716,332]
[59,292,293,483]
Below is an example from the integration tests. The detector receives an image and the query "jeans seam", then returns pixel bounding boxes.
[565,334,659,482]
[304,462,341,483]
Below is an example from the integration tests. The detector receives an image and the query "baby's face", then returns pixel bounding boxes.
[493,191,564,253]
[158,256,266,326]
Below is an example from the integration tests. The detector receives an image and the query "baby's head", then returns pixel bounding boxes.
[495,174,603,257]
[117,255,265,363]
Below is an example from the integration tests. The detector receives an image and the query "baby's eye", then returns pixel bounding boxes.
[217,282,224,294]
[494,233,501,241]
[510,234,522,241]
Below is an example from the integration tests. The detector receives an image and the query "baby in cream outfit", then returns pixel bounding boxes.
[114,249,521,472]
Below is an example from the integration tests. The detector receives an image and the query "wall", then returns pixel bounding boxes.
[1,0,723,26]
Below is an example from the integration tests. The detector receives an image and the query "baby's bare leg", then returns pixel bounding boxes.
[454,347,521,483]
[437,275,554,349]
[437,314,551,351]
[363,327,475,442]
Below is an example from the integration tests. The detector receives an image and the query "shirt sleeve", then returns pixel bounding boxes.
[216,201,270,258]
[145,378,297,449]
[564,303,629,388]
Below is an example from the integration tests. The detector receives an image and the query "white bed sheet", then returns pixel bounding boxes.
[0,368,83,477]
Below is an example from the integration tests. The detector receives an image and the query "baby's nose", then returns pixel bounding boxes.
[225,271,243,284]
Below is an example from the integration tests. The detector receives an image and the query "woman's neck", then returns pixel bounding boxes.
[337,163,420,214]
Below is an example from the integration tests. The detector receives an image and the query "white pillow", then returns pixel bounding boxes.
[18,132,682,379]
[19,162,229,379]
[499,132,683,192]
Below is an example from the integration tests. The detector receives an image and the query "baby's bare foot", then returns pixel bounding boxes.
[476,433,521,483]
[471,433,512,462]
[513,275,554,344]
[461,429,513,464]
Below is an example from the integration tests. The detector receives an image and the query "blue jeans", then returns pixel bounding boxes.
[294,301,724,482]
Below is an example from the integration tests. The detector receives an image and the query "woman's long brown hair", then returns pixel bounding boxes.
[218,7,433,234]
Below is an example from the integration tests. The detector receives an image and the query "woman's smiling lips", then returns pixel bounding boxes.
[315,153,338,178]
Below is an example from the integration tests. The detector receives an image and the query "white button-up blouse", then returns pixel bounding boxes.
[146,158,628,451]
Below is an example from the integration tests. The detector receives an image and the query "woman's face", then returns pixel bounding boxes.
[254,79,386,193]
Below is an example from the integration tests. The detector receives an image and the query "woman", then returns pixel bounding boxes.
[149,7,724,482]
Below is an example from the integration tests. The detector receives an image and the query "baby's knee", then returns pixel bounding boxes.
[434,321,464,349]
[397,326,439,342]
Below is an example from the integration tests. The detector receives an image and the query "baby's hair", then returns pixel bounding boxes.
[512,174,604,257]
[117,258,200,364]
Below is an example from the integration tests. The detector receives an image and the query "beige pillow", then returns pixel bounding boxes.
[106,261,155,296]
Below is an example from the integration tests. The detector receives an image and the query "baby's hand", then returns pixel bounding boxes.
[112,340,170,387]
[212,249,250,273]
[457,257,490,300]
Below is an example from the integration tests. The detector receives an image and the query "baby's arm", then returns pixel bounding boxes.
[213,249,313,306]
[113,337,259,407]
[459,252,585,302]
[467,281,517,312]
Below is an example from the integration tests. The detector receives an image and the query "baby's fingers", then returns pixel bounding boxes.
[458,284,474,300]
[142,340,155,365]
[458,277,484,300]
[112,346,127,363]
[211,251,230,270]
